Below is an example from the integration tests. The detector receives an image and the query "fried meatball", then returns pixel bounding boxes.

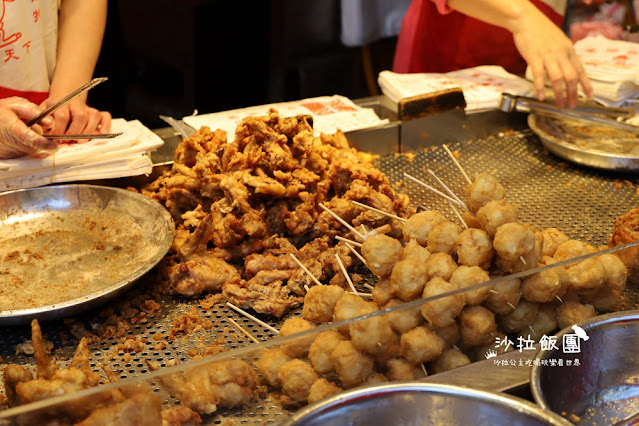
[303,285,345,323]
[386,358,426,381]
[402,210,446,245]
[390,258,429,302]
[349,314,397,356]
[278,359,318,403]
[499,300,539,334]
[556,300,596,330]
[429,346,471,374]
[484,277,521,316]
[449,265,492,305]
[279,317,316,358]
[421,277,466,328]
[308,330,346,374]
[425,252,458,281]
[459,305,497,347]
[542,228,570,257]
[307,379,343,404]
[330,340,375,388]
[383,299,424,334]
[428,221,462,255]
[361,234,403,277]
[255,348,292,388]
[465,173,505,214]
[456,228,494,269]
[372,277,393,308]
[476,200,518,237]
[400,326,446,365]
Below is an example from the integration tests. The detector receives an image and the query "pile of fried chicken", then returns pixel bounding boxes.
[143,110,411,317]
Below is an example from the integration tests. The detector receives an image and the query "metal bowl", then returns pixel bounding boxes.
[0,184,174,325]
[531,311,639,425]
[282,382,571,425]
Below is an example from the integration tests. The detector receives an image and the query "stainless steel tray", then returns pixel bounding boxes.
[528,113,639,171]
[0,184,174,325]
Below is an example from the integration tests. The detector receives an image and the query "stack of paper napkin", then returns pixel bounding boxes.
[378,66,535,112]
[573,35,639,106]
[0,119,163,192]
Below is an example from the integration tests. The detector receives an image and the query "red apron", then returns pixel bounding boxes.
[393,0,565,75]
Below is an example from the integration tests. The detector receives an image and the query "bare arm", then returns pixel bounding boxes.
[446,0,593,108]
[46,0,111,135]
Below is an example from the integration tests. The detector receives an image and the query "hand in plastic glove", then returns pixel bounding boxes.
[0,97,56,160]
[41,97,112,138]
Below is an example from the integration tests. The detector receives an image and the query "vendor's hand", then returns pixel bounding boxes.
[0,97,56,159]
[511,5,593,109]
[41,97,112,139]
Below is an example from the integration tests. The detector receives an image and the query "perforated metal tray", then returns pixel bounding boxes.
[1,128,638,424]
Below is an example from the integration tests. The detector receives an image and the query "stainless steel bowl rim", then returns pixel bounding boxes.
[283,381,572,426]
[530,310,639,411]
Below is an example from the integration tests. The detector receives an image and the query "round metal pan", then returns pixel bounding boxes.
[531,311,639,425]
[282,382,571,425]
[528,113,639,171]
[0,184,174,325]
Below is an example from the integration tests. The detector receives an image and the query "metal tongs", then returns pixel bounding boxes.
[499,93,639,134]
[27,77,122,140]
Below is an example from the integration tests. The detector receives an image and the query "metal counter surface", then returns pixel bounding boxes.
[0,106,637,424]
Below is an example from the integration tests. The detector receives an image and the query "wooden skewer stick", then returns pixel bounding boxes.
[352,292,374,298]
[447,199,468,230]
[319,203,366,241]
[363,283,374,290]
[421,364,428,376]
[345,242,368,266]
[520,256,527,265]
[556,296,563,303]
[304,284,310,293]
[443,144,472,185]
[228,318,260,344]
[403,173,465,208]
[489,289,499,294]
[528,325,536,336]
[289,253,323,286]
[336,236,362,247]
[226,302,280,335]
[335,253,359,295]
[351,200,407,223]
[506,302,517,310]
[427,169,477,220]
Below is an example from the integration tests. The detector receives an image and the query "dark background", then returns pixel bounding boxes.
[90,0,398,129]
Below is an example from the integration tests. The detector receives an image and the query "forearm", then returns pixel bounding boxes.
[446,0,535,33]
[49,0,107,101]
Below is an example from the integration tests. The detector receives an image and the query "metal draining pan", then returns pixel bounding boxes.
[0,128,638,424]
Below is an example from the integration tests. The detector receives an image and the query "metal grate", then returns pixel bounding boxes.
[1,128,638,424]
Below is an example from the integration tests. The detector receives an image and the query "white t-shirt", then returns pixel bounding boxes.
[0,0,59,104]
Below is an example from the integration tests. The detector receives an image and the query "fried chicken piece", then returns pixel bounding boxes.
[3,364,33,407]
[161,405,202,426]
[609,208,639,278]
[170,253,241,296]
[222,280,303,317]
[75,392,163,426]
[148,360,258,415]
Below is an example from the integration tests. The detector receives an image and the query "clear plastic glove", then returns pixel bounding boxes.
[41,97,112,139]
[0,97,56,160]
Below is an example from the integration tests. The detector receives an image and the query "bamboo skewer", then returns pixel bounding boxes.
[345,242,367,266]
[335,253,359,295]
[289,253,323,286]
[351,200,407,223]
[336,236,362,247]
[447,199,468,230]
[427,169,477,220]
[404,173,464,207]
[443,144,472,185]
[226,302,280,335]
[319,203,366,241]
[228,318,260,344]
